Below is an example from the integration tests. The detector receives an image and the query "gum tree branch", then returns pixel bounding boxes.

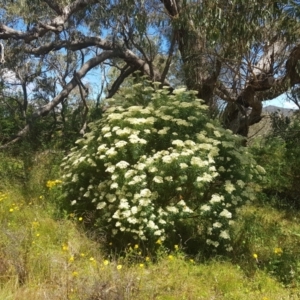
[0,50,116,148]
[0,42,5,63]
[107,64,138,99]
[0,0,98,42]
[160,33,176,86]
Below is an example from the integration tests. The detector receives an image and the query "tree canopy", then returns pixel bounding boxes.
[1,0,300,146]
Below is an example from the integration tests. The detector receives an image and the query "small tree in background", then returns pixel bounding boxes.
[252,111,300,207]
[61,85,264,254]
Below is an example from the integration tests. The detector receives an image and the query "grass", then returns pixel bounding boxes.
[1,152,300,299]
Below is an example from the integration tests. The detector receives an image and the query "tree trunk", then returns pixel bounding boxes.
[161,0,297,137]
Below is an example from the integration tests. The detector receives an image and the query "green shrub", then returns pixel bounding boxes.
[61,85,264,253]
[251,111,300,207]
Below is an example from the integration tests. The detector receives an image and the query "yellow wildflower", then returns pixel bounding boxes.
[274,247,283,255]
[117,264,122,270]
[46,179,62,189]
[103,260,109,266]
[62,245,68,251]
[139,264,144,268]
[31,221,39,228]
[253,253,258,259]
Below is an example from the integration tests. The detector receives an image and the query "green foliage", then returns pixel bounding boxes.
[251,111,300,207]
[0,152,24,189]
[61,85,264,253]
[232,204,300,287]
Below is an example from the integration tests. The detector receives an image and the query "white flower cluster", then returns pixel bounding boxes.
[61,86,264,252]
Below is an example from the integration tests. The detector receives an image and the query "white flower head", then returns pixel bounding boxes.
[162,155,173,164]
[213,222,222,228]
[149,166,158,173]
[115,140,127,148]
[225,180,236,194]
[218,166,226,172]
[110,182,119,189]
[158,127,170,135]
[182,206,193,213]
[106,165,116,173]
[200,204,211,212]
[213,130,221,137]
[210,194,224,204]
[196,172,213,183]
[219,230,230,239]
[104,132,112,138]
[131,206,138,214]
[206,122,215,129]
[136,163,146,170]
[106,148,117,157]
[125,169,136,178]
[140,188,152,198]
[256,165,266,174]
[219,209,232,219]
[106,194,117,203]
[119,199,130,210]
[173,87,187,94]
[147,220,157,229]
[129,217,139,224]
[172,139,185,147]
[180,163,188,169]
[236,180,245,188]
[97,202,106,210]
[139,198,151,206]
[177,200,186,206]
[206,239,219,247]
[153,176,164,183]
[154,230,162,236]
[166,206,179,213]
[116,160,130,169]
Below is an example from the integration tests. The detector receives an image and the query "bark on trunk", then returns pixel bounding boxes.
[161,0,220,106]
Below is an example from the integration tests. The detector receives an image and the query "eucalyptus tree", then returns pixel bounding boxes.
[0,0,300,146]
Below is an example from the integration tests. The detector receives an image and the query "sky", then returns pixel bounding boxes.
[263,94,299,110]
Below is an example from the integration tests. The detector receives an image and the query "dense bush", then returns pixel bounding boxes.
[251,111,300,207]
[61,85,264,253]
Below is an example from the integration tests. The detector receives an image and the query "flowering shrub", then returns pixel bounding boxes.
[61,85,264,252]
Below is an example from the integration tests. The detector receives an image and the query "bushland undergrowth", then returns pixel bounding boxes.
[1,85,300,299]
[1,152,300,299]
